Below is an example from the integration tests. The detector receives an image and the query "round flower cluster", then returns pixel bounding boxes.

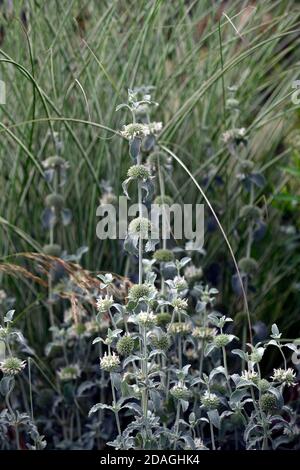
[57,364,81,381]
[153,249,174,263]
[222,127,246,144]
[100,192,117,206]
[258,379,270,393]
[201,391,220,410]
[149,332,170,350]
[127,164,150,180]
[45,193,65,209]
[120,123,150,139]
[192,326,217,341]
[213,334,231,348]
[184,265,203,284]
[238,257,258,275]
[173,276,188,291]
[156,312,172,327]
[128,217,153,239]
[260,393,277,413]
[170,383,191,401]
[154,195,173,206]
[239,205,261,221]
[0,326,8,341]
[100,352,120,372]
[168,322,192,335]
[137,311,157,328]
[0,356,26,376]
[128,283,156,302]
[42,156,67,169]
[116,335,135,356]
[96,295,114,313]
[241,370,259,383]
[148,122,163,134]
[271,368,296,386]
[172,298,188,312]
[43,243,62,257]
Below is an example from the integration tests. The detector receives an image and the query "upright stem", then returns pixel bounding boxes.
[108,345,121,436]
[137,151,143,285]
[173,401,180,449]
[222,346,232,394]
[209,420,216,450]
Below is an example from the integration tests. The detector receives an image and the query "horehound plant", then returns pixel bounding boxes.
[0,310,46,449]
[88,90,299,450]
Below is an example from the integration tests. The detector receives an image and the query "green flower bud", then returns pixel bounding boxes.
[43,244,62,257]
[156,312,172,327]
[213,334,230,348]
[128,283,155,302]
[260,393,277,413]
[238,257,258,275]
[116,335,135,356]
[239,205,261,221]
[201,391,220,410]
[258,379,270,393]
[45,193,65,210]
[154,195,173,206]
[150,332,170,350]
[170,383,191,401]
[127,164,150,180]
[153,249,174,262]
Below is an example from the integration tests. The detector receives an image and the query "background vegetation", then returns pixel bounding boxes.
[0,0,299,449]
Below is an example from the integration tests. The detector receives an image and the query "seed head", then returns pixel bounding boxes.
[42,156,67,169]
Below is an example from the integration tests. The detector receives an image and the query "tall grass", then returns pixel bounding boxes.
[0,0,300,348]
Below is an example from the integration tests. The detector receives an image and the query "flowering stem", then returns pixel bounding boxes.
[222,346,232,394]
[137,152,143,285]
[108,345,121,437]
[173,401,180,449]
[209,420,216,450]
[141,326,148,419]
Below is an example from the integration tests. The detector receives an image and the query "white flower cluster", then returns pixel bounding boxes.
[137,310,157,327]
[120,122,162,139]
[271,368,296,385]
[0,357,26,376]
[241,370,258,382]
[100,352,120,372]
[222,127,246,144]
[96,294,114,313]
